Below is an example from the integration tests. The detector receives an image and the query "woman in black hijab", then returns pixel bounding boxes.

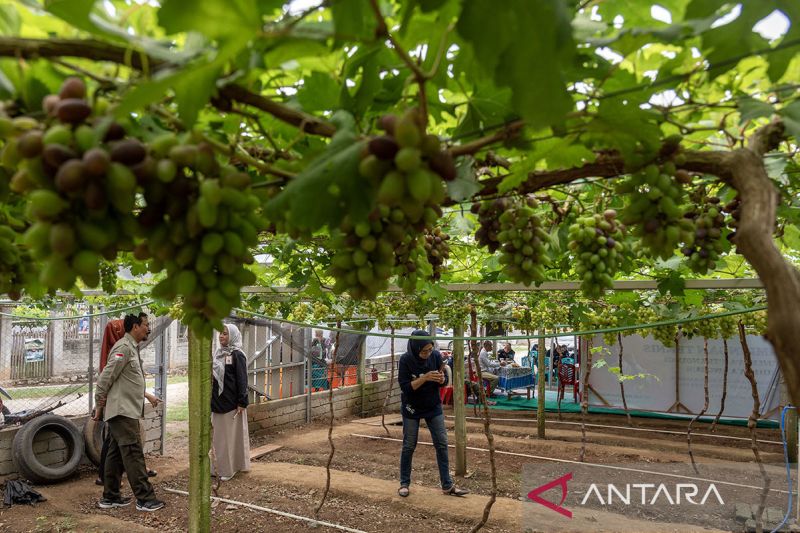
[396,330,469,497]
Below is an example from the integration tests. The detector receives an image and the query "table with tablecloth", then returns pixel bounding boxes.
[497,365,535,393]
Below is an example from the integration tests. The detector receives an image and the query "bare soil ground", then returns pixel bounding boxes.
[0,407,788,532]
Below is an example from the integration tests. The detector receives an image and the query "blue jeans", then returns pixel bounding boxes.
[399,413,453,490]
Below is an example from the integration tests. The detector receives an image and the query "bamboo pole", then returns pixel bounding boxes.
[380,325,396,435]
[188,329,212,533]
[453,324,467,476]
[537,331,545,438]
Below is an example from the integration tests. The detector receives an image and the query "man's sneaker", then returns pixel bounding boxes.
[136,499,165,512]
[97,496,133,509]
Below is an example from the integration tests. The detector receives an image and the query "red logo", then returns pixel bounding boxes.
[527,472,572,518]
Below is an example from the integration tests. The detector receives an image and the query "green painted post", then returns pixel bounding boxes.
[453,324,466,475]
[537,332,546,439]
[188,329,212,533]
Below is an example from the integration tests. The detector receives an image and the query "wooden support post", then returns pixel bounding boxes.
[188,329,212,533]
[359,323,368,417]
[537,331,546,439]
[453,324,467,476]
[667,330,691,414]
[87,305,94,414]
[781,375,798,463]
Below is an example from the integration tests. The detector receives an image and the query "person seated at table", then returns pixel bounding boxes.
[554,344,569,369]
[496,342,515,363]
[478,341,501,394]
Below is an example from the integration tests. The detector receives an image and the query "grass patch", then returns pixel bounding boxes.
[167,401,189,422]
[6,375,189,400]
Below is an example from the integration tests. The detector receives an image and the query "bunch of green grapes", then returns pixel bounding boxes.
[99,261,117,295]
[717,313,738,340]
[681,189,727,274]
[511,305,532,330]
[742,310,767,336]
[435,297,472,330]
[329,109,452,299]
[1,77,141,290]
[686,311,718,339]
[584,308,619,345]
[138,135,263,335]
[0,76,266,334]
[472,198,506,253]
[328,212,396,300]
[523,302,571,333]
[722,196,741,244]
[637,307,679,347]
[495,196,550,285]
[0,207,32,299]
[569,209,628,297]
[393,233,431,293]
[288,302,311,322]
[423,227,450,281]
[618,163,692,260]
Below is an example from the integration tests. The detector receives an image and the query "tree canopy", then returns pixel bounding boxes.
[0,2,798,530]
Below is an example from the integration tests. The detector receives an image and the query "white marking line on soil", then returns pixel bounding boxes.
[446,415,783,446]
[163,488,368,533]
[352,433,792,495]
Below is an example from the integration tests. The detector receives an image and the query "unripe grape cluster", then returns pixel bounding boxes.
[0,76,264,334]
[328,109,453,299]
[717,313,738,340]
[142,135,263,334]
[328,213,396,300]
[584,309,619,345]
[1,77,143,290]
[743,310,767,336]
[423,227,450,281]
[722,196,741,244]
[618,163,691,260]
[491,196,551,285]
[637,307,679,347]
[686,312,718,339]
[569,209,628,297]
[471,198,505,252]
[436,299,472,330]
[0,222,31,300]
[680,189,727,274]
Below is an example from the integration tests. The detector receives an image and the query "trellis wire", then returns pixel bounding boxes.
[0,300,155,320]
[233,305,767,341]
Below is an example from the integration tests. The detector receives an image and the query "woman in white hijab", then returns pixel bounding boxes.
[211,323,250,481]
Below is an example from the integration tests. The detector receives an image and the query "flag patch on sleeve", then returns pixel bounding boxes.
[115,352,124,358]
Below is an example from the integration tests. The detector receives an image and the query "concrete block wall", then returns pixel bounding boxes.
[248,378,402,438]
[0,403,162,479]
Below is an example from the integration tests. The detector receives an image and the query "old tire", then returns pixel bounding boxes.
[12,414,84,484]
[83,417,147,467]
[82,417,104,466]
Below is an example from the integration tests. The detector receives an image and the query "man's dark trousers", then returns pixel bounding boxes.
[103,415,155,501]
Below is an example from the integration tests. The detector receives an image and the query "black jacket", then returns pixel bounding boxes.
[398,331,448,419]
[211,349,249,414]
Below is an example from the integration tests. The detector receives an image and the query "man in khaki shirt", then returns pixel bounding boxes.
[94,314,164,512]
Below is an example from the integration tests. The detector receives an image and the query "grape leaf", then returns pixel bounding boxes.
[266,116,373,231]
[43,0,99,36]
[331,0,377,41]
[779,100,800,140]
[0,4,20,35]
[158,0,260,38]
[737,96,774,124]
[446,156,481,201]
[297,71,340,112]
[767,1,800,82]
[699,2,775,78]
[657,271,685,296]
[456,0,574,128]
